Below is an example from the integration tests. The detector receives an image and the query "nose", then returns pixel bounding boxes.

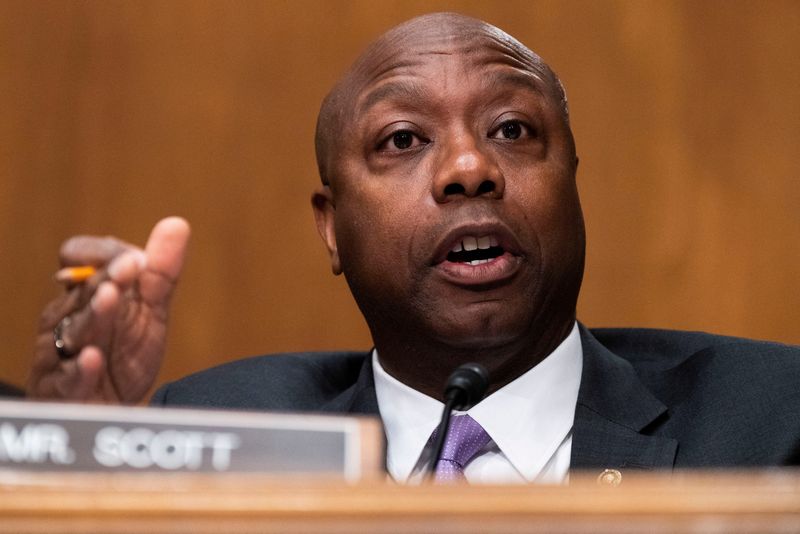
[432,134,505,203]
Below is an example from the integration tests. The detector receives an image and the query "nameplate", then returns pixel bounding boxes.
[0,400,381,481]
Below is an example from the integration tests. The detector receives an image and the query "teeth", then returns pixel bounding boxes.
[449,235,500,257]
[467,259,490,266]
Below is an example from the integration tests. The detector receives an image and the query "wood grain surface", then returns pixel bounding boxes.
[0,470,798,533]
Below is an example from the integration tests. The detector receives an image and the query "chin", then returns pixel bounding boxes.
[429,315,530,351]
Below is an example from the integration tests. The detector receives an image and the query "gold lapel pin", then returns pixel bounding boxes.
[597,468,623,487]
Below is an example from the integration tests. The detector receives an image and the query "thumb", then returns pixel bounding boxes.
[139,217,191,305]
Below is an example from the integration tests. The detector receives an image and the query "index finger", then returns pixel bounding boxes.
[139,217,191,305]
[144,217,191,281]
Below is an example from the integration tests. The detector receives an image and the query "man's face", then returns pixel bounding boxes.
[316,29,585,354]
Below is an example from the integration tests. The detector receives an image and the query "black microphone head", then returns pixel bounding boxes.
[443,363,490,410]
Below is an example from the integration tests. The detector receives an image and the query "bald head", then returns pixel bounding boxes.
[314,13,571,186]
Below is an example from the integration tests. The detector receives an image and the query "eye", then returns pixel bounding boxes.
[392,130,414,149]
[377,128,426,152]
[490,119,534,141]
[501,121,522,139]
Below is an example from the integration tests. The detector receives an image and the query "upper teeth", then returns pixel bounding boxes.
[451,235,499,252]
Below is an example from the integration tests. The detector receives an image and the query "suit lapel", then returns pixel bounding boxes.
[318,351,386,472]
[319,351,381,416]
[571,325,677,471]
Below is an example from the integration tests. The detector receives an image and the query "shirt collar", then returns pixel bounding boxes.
[373,352,443,481]
[373,322,583,483]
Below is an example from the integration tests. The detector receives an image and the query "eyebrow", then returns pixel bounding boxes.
[357,80,430,116]
[485,69,547,99]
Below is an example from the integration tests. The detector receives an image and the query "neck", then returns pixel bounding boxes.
[373,319,575,401]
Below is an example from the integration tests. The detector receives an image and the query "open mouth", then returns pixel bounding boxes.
[431,225,522,285]
[446,236,505,265]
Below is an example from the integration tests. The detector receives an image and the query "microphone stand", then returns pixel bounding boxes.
[426,363,489,482]
[427,392,459,482]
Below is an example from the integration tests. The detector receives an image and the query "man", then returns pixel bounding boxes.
[27,13,800,483]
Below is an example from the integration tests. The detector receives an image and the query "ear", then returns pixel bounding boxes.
[311,186,342,275]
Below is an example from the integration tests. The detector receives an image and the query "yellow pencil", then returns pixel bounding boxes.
[54,266,97,284]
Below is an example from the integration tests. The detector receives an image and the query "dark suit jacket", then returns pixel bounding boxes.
[152,325,800,470]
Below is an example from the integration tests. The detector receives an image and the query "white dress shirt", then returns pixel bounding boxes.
[373,322,583,484]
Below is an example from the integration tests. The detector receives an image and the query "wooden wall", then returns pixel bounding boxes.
[1,1,797,392]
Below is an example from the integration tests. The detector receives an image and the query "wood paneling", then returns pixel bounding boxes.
[1,1,797,391]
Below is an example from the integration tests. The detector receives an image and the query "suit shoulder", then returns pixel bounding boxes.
[588,328,800,465]
[588,327,799,372]
[151,350,370,411]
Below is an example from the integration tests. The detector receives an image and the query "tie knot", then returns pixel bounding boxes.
[433,415,491,482]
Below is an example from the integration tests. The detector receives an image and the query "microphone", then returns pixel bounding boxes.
[426,363,490,480]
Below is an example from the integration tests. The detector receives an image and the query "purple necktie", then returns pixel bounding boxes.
[433,414,492,483]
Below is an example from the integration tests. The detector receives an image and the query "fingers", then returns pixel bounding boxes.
[58,240,145,292]
[39,286,84,332]
[139,217,191,305]
[30,217,190,402]
[30,282,124,401]
[91,280,121,315]
[35,280,119,363]
[61,281,120,354]
[57,217,188,290]
[59,235,131,268]
[144,217,191,280]
[53,346,106,400]
[34,346,107,401]
[38,250,138,366]
[107,249,147,287]
[47,216,188,358]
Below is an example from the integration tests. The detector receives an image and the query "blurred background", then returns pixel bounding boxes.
[1,0,797,395]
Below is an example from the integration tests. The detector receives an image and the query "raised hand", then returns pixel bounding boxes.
[27,217,191,404]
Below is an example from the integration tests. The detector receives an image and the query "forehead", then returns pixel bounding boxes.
[348,28,557,115]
